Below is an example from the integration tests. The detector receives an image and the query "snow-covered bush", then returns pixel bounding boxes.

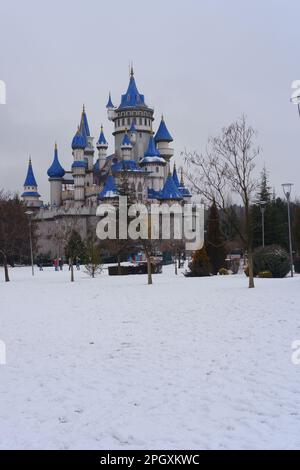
[219,267,229,275]
[253,245,290,278]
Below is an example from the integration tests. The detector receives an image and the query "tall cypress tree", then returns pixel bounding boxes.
[206,200,226,274]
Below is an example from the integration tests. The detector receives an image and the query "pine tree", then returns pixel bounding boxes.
[206,200,226,274]
[185,246,211,277]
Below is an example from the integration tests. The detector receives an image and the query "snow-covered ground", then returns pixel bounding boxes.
[0,265,300,450]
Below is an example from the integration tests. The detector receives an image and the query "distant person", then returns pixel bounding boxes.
[76,258,80,270]
[59,258,63,271]
[54,258,59,272]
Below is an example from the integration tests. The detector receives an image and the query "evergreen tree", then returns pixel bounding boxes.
[65,230,86,281]
[206,200,226,274]
[185,247,211,277]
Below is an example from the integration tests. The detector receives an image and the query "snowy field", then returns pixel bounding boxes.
[0,265,300,450]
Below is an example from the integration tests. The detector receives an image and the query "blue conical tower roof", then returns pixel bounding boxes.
[155,115,173,143]
[159,172,182,200]
[178,168,191,198]
[119,67,146,109]
[98,172,119,199]
[79,104,90,137]
[24,158,38,187]
[129,121,137,133]
[47,143,65,178]
[121,131,132,147]
[72,127,86,150]
[106,92,114,108]
[144,136,160,157]
[173,164,180,187]
[97,125,108,147]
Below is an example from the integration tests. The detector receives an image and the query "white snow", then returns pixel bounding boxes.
[0,265,300,450]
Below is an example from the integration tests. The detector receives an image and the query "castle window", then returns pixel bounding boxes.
[133,117,136,124]
[127,118,130,125]
[122,118,125,126]
[156,167,159,173]
[139,118,142,125]
[139,133,142,138]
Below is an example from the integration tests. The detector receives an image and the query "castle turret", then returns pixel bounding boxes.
[140,135,166,192]
[129,121,137,145]
[71,127,87,203]
[121,130,133,160]
[97,170,119,201]
[178,168,192,201]
[96,125,108,171]
[47,143,65,207]
[21,157,42,208]
[79,105,94,186]
[111,67,154,160]
[106,92,116,121]
[158,170,182,204]
[155,115,174,176]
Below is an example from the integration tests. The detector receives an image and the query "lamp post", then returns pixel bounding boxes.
[25,210,34,276]
[282,184,294,278]
[259,200,267,247]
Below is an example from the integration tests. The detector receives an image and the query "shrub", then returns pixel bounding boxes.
[294,257,300,274]
[253,245,290,278]
[219,267,229,275]
[185,247,211,277]
[257,271,272,278]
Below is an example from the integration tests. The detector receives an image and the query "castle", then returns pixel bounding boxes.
[21,67,192,256]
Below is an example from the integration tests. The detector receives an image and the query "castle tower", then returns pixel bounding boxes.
[47,143,65,207]
[97,170,119,203]
[139,135,166,193]
[178,168,192,201]
[106,92,115,121]
[154,115,174,177]
[21,157,42,208]
[109,67,154,160]
[158,170,182,205]
[71,127,87,203]
[79,105,94,187]
[96,125,108,171]
[121,130,133,161]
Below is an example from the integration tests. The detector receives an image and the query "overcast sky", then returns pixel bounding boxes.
[0,0,300,201]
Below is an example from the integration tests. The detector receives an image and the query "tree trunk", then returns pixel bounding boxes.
[174,257,178,275]
[247,249,255,288]
[3,255,9,282]
[70,258,74,282]
[245,201,255,289]
[146,256,153,285]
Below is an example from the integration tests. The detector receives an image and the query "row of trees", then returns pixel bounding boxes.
[184,115,299,287]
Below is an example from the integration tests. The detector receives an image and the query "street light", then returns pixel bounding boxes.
[25,210,34,276]
[282,183,294,278]
[259,200,267,247]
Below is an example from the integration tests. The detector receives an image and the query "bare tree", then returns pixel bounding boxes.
[0,191,36,282]
[184,115,260,288]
